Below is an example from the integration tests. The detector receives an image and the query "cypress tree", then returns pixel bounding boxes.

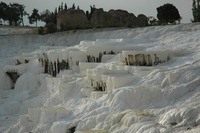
[193,0,198,22]
[192,0,200,22]
[64,3,67,10]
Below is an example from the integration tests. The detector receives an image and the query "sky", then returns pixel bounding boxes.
[3,0,192,25]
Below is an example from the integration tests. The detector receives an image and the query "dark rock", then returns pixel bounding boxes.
[90,8,114,28]
[57,8,148,29]
[93,81,106,91]
[108,9,138,27]
[57,9,89,30]
[68,126,76,133]
[90,9,139,28]
[137,14,148,27]
[6,72,20,86]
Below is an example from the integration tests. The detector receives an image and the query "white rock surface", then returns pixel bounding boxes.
[1,23,200,133]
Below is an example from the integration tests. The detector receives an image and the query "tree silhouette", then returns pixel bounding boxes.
[58,6,61,12]
[157,3,181,24]
[9,3,28,26]
[72,3,76,10]
[64,3,67,10]
[29,8,40,27]
[192,0,200,22]
[40,9,51,24]
[0,2,27,26]
[61,2,63,11]
[5,3,21,26]
[0,2,8,24]
[18,4,28,26]
[54,8,57,24]
[86,5,96,21]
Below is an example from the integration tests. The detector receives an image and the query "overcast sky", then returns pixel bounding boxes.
[3,0,192,25]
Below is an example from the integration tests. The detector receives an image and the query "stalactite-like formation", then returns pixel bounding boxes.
[15,58,30,65]
[38,50,117,77]
[39,53,71,77]
[5,57,30,89]
[124,53,170,66]
[87,50,115,63]
[91,80,107,91]
[6,72,20,88]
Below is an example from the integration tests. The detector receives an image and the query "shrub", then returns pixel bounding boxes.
[157,3,181,25]
[45,22,57,33]
[38,26,45,35]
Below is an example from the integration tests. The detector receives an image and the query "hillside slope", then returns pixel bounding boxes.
[1,23,200,133]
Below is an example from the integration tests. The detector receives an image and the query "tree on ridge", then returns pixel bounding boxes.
[29,8,40,27]
[157,3,181,25]
[192,0,200,22]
